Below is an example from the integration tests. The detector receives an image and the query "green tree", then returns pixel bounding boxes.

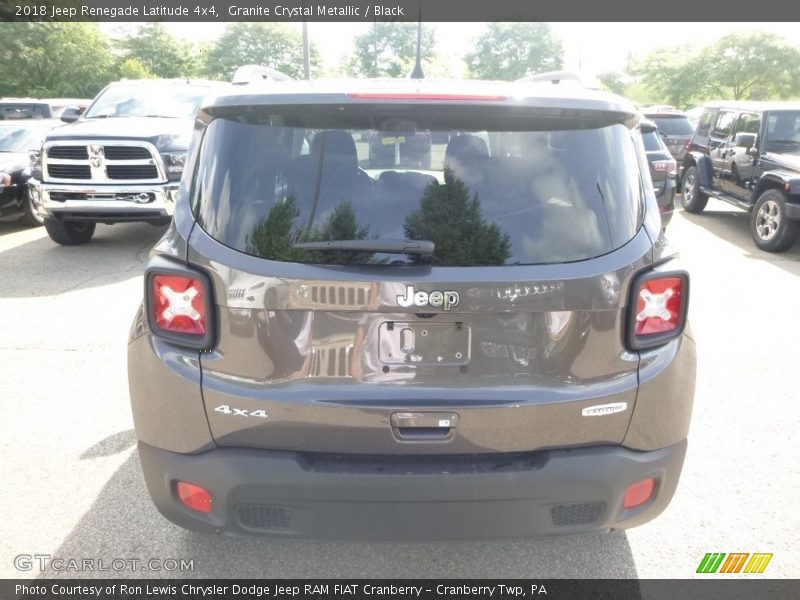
[204,23,321,81]
[465,23,563,81]
[117,23,199,79]
[597,71,627,96]
[631,32,800,107]
[630,48,712,108]
[305,202,374,265]
[117,58,154,80]
[246,197,308,262]
[704,32,800,100]
[346,23,438,78]
[246,199,373,264]
[404,170,511,266]
[0,22,115,97]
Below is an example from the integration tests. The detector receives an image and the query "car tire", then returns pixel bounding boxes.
[20,189,44,227]
[680,166,708,213]
[44,219,96,245]
[751,189,800,252]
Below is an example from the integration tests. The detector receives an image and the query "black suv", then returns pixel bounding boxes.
[681,102,800,252]
[128,79,695,539]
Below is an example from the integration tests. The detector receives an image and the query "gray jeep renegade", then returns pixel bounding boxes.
[127,79,696,539]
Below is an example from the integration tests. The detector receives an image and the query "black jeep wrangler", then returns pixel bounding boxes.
[680,102,800,252]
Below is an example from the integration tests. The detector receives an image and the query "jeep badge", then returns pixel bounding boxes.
[397,285,459,311]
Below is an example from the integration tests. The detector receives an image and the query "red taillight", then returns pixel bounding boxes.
[635,277,682,335]
[145,263,214,349]
[651,159,677,176]
[628,271,689,350]
[347,92,507,101]
[153,275,207,336]
[176,481,212,513]
[623,478,655,509]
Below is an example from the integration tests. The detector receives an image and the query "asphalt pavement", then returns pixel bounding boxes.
[0,199,798,579]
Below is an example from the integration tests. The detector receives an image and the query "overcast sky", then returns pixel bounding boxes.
[106,22,799,76]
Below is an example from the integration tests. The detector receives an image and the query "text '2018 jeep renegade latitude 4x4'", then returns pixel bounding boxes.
[128,79,696,539]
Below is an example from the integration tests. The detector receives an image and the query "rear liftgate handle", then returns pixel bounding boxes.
[390,412,459,442]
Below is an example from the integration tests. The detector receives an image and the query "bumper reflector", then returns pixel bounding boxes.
[623,477,655,509]
[176,481,212,513]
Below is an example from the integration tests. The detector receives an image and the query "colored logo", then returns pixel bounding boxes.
[696,552,773,574]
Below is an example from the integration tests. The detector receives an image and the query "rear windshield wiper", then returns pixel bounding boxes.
[293,239,435,257]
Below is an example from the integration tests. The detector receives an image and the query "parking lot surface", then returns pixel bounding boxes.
[1,198,798,578]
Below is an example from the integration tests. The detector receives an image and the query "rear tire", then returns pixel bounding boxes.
[20,189,44,227]
[751,189,800,252]
[44,219,96,245]
[680,166,708,213]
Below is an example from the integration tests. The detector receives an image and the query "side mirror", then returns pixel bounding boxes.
[746,146,759,158]
[735,133,756,148]
[60,107,82,123]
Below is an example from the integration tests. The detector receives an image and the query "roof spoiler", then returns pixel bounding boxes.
[232,65,294,85]
[516,70,602,91]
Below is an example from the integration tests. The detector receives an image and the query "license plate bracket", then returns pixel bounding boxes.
[379,321,470,366]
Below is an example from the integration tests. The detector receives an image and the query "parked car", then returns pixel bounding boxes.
[0,119,63,226]
[28,79,219,245]
[681,102,800,252]
[641,118,677,229]
[642,109,695,178]
[128,78,695,539]
[0,98,89,120]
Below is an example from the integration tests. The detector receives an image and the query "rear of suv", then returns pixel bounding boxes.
[642,109,695,180]
[128,79,696,539]
[641,118,677,229]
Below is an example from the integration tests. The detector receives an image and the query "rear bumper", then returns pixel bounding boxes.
[28,180,178,223]
[138,438,687,540]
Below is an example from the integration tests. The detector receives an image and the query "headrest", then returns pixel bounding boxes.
[311,130,358,165]
[444,134,490,167]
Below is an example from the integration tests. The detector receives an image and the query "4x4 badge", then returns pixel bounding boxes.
[397,285,459,311]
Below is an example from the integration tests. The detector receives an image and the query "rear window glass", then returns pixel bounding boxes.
[765,111,800,151]
[649,116,694,136]
[0,104,46,120]
[642,130,664,152]
[193,108,643,266]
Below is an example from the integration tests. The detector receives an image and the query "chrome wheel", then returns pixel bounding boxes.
[683,172,695,204]
[755,199,780,241]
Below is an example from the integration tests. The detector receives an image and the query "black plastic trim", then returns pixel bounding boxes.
[137,439,688,539]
